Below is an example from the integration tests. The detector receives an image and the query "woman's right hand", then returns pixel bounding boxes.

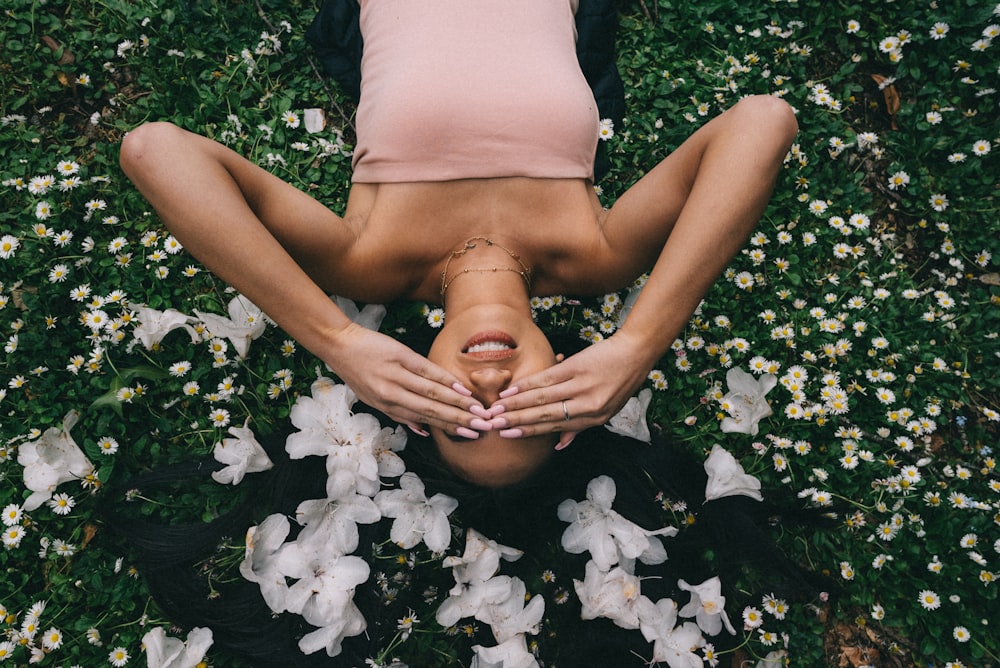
[325,323,485,438]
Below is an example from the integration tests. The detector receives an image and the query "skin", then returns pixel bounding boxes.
[119,94,798,483]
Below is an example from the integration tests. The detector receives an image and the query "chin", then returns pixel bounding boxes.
[432,431,557,488]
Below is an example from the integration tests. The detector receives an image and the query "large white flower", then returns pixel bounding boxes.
[374,472,458,552]
[324,440,382,500]
[295,493,381,556]
[719,367,776,435]
[211,420,273,485]
[442,529,523,585]
[606,388,653,442]
[574,560,644,629]
[285,377,386,499]
[637,596,706,668]
[18,411,94,511]
[703,445,763,502]
[275,542,370,629]
[239,514,292,612]
[471,634,540,668]
[477,577,545,643]
[677,576,736,636]
[298,608,367,657]
[436,575,516,630]
[141,626,213,668]
[558,475,675,572]
[130,304,199,350]
[372,424,408,479]
[193,294,268,358]
[437,530,524,629]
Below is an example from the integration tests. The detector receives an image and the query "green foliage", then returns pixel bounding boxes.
[0,0,997,666]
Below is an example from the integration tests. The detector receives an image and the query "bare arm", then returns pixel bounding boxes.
[119,122,483,436]
[490,96,799,438]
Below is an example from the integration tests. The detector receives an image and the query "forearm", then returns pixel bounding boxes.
[616,205,758,367]
[119,122,356,367]
[179,218,355,363]
[613,97,796,368]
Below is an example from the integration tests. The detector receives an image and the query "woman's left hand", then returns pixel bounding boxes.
[486,331,655,441]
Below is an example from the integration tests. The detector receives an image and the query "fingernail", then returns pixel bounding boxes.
[456,426,480,439]
[469,404,491,419]
[488,404,506,416]
[489,417,508,429]
[469,418,493,431]
[498,386,519,399]
[499,428,523,438]
[453,382,473,396]
[406,423,429,437]
[555,434,577,451]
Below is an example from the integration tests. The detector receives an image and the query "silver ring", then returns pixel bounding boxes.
[562,400,571,421]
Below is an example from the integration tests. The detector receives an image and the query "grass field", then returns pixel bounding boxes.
[1,0,998,666]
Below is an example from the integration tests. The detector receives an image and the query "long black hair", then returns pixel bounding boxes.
[105,411,827,667]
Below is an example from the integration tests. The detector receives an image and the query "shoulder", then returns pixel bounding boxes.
[534,208,641,297]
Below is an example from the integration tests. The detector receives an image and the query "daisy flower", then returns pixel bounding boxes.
[48,493,76,515]
[929,22,949,39]
[108,646,130,666]
[742,606,764,628]
[209,408,231,428]
[97,437,119,455]
[918,589,941,610]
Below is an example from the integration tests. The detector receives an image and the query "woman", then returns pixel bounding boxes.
[119,0,797,485]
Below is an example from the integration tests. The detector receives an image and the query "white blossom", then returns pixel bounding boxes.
[141,627,213,668]
[17,411,94,511]
[704,445,763,502]
[211,420,273,485]
[558,475,675,572]
[719,367,776,435]
[374,472,458,552]
[605,388,653,442]
[574,560,644,629]
[194,294,268,358]
[130,304,199,350]
[677,576,736,636]
[636,596,706,668]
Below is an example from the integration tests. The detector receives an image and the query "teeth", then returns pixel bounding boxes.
[467,341,512,353]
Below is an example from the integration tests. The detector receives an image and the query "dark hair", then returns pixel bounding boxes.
[105,416,826,667]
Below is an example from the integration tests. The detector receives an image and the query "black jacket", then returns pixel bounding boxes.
[305,0,625,181]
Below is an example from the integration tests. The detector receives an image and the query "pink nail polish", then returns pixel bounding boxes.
[469,418,493,431]
[456,427,480,439]
[489,404,506,416]
[406,423,430,437]
[489,417,508,429]
[498,386,519,399]
[453,382,473,396]
[555,434,576,450]
[499,428,523,438]
[469,404,491,419]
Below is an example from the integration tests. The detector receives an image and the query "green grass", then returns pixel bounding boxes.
[1,0,997,666]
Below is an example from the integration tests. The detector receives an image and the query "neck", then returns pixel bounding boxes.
[440,237,533,315]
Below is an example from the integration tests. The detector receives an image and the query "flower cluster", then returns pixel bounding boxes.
[557,455,767,667]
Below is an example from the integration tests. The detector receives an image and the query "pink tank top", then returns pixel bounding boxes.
[351,0,599,183]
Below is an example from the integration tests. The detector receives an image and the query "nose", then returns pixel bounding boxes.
[468,367,512,405]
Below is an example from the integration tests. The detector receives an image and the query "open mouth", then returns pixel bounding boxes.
[463,330,517,359]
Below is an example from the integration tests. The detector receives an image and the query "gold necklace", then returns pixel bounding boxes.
[439,237,532,304]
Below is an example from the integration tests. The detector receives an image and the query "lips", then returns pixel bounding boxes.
[463,330,517,359]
